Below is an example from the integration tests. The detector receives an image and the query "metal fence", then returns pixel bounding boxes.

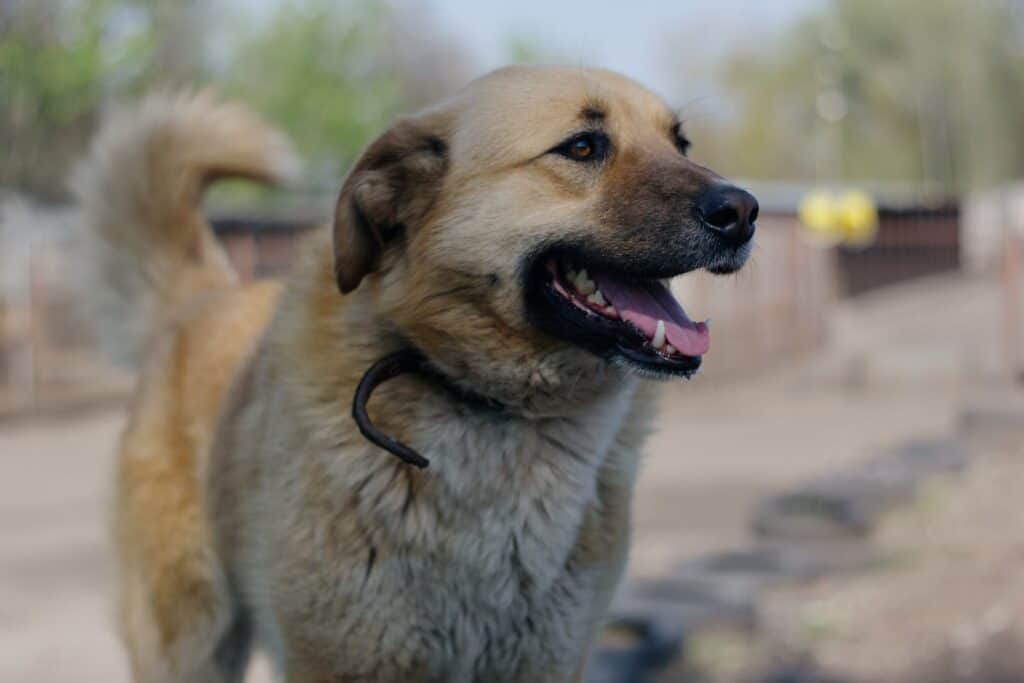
[835,205,960,297]
[5,197,967,418]
[0,200,133,418]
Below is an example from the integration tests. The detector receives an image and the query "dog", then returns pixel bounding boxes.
[76,67,757,682]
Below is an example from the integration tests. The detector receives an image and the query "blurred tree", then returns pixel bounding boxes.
[677,0,1024,194]
[500,29,593,70]
[503,33,561,65]
[1,0,473,200]
[0,0,208,200]
[383,0,473,110]
[1,0,111,199]
[131,0,211,89]
[222,0,400,182]
[222,0,472,185]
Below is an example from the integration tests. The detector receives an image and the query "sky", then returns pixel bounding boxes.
[428,0,823,96]
[236,0,824,99]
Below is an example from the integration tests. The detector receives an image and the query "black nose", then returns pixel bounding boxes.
[697,185,759,246]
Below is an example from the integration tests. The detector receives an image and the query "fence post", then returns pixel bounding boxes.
[1002,191,1022,383]
[27,244,43,410]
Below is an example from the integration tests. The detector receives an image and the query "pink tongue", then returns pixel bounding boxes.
[591,274,710,356]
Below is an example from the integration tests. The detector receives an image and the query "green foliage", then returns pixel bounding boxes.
[1,1,105,124]
[688,0,1024,193]
[221,0,404,181]
[0,0,202,199]
[1,0,118,198]
[6,0,1021,201]
[503,33,564,65]
[1,0,466,199]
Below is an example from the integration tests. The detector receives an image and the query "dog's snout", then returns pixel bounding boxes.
[697,185,759,247]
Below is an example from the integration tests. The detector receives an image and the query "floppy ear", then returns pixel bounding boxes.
[332,113,450,294]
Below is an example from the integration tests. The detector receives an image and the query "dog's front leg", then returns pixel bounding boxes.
[570,383,655,682]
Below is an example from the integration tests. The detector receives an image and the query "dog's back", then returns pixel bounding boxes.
[74,92,296,681]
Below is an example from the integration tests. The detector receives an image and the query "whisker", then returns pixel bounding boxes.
[675,95,717,121]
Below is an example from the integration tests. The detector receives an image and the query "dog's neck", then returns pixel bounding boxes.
[272,242,639,462]
[351,347,507,468]
[279,242,631,418]
[319,352,639,600]
[270,254,640,591]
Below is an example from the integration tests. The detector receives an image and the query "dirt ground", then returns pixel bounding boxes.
[0,272,1013,682]
[762,434,1024,682]
[678,428,1024,683]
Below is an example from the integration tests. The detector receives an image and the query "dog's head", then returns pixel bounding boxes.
[332,66,757,411]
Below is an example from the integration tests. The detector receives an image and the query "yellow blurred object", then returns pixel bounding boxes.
[798,191,838,240]
[836,190,879,246]
[798,189,878,247]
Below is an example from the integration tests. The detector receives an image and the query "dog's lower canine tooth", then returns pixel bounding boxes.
[588,290,606,306]
[576,273,596,295]
[653,320,666,349]
[665,344,676,355]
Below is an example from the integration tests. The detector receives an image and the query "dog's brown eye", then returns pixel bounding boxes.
[553,132,608,162]
[675,135,691,156]
[672,122,691,156]
[569,137,594,159]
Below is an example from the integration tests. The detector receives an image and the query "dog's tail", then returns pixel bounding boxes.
[71,90,299,366]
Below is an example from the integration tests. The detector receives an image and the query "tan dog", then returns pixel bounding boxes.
[76,68,757,682]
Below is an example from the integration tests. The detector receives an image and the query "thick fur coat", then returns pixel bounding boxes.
[79,68,753,682]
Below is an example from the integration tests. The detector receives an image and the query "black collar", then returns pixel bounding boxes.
[351,348,503,468]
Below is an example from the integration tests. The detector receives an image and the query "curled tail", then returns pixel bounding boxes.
[72,90,299,366]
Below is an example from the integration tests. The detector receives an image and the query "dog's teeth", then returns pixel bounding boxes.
[665,344,676,355]
[587,290,607,306]
[576,270,596,295]
[705,318,712,330]
[573,268,598,294]
[652,320,666,349]
[606,304,619,318]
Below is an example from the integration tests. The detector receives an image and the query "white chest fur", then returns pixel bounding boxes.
[368,383,634,678]
[250,378,638,681]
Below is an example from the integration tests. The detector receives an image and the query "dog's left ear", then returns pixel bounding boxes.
[332,112,450,294]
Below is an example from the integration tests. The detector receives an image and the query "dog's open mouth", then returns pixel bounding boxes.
[529,255,709,379]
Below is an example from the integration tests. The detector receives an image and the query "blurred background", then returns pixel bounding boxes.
[2,1,1024,681]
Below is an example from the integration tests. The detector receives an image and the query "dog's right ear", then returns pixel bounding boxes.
[332,112,450,294]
